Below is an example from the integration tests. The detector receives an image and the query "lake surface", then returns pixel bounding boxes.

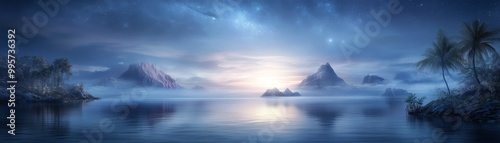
[2,93,500,143]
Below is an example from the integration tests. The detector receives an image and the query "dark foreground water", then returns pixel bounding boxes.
[1,95,500,143]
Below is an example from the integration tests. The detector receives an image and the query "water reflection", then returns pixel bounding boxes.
[362,107,387,117]
[406,114,500,143]
[97,100,177,127]
[1,96,500,143]
[264,98,342,127]
[301,104,342,127]
[0,101,88,140]
[407,115,462,132]
[30,103,80,137]
[385,96,406,108]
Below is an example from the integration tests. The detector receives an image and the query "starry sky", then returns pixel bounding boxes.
[1,0,499,90]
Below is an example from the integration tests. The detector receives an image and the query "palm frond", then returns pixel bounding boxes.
[417,30,464,74]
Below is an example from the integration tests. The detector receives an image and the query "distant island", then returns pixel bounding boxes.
[298,62,346,89]
[94,62,187,89]
[262,88,301,97]
[362,75,386,85]
[119,62,182,89]
[0,56,98,102]
[192,85,205,90]
[382,88,412,97]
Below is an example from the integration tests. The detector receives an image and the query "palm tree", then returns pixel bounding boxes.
[37,67,52,93]
[417,31,464,94]
[32,56,49,88]
[52,58,72,87]
[460,20,500,86]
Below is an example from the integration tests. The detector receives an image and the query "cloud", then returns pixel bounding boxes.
[3,0,498,90]
[176,76,217,88]
[73,65,110,72]
[122,44,184,58]
[393,71,441,84]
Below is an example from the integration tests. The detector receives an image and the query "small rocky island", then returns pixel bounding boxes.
[192,85,205,90]
[382,88,412,96]
[0,56,98,102]
[0,84,99,102]
[362,75,385,85]
[261,88,301,97]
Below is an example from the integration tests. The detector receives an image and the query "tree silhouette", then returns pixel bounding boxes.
[417,31,464,94]
[459,20,500,87]
[52,58,72,87]
[32,56,49,89]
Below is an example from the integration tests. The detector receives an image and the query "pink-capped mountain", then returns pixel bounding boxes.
[119,62,182,89]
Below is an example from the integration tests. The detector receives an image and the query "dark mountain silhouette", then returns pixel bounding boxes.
[262,88,301,97]
[362,75,385,85]
[382,88,412,96]
[283,88,301,96]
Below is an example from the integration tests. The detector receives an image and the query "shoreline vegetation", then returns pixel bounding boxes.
[407,20,500,122]
[0,56,99,102]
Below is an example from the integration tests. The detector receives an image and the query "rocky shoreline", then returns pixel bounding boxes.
[1,84,99,102]
[409,89,500,123]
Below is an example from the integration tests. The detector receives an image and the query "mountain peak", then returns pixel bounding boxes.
[317,62,338,77]
[298,62,346,89]
[262,88,300,97]
[283,88,293,95]
[119,62,181,89]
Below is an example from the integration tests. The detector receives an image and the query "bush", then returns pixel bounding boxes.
[460,62,500,93]
[405,93,426,114]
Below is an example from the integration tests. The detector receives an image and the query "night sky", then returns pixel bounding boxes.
[1,0,499,90]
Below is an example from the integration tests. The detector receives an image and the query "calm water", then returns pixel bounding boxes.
[1,94,500,143]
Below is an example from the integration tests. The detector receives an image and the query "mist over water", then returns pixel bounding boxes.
[2,88,499,143]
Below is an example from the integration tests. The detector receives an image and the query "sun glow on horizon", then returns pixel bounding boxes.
[254,72,289,89]
[225,68,297,90]
[207,54,306,90]
[242,70,300,90]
